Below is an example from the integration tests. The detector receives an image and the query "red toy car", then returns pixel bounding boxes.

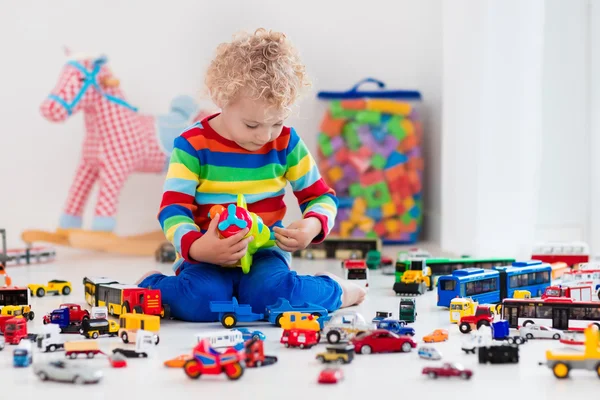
[280,328,320,349]
[351,329,416,354]
[318,368,344,384]
[422,363,473,380]
[183,339,244,380]
[109,353,127,368]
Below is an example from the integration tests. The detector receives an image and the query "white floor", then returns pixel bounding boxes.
[1,245,598,400]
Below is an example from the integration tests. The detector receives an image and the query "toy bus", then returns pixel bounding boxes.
[502,297,600,331]
[0,287,31,315]
[531,242,590,267]
[195,330,244,350]
[395,257,515,287]
[292,237,381,260]
[437,260,552,308]
[82,277,119,307]
[83,277,170,318]
[342,260,369,288]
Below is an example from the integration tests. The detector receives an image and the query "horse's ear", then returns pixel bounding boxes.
[63,46,71,56]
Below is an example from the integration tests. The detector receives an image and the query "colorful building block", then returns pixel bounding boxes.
[357,217,375,233]
[338,197,354,209]
[335,147,350,164]
[359,169,385,187]
[365,207,382,221]
[340,221,354,237]
[399,135,418,153]
[349,183,363,198]
[400,119,415,137]
[343,122,361,151]
[318,133,334,157]
[384,163,406,183]
[342,164,359,182]
[371,126,387,142]
[355,110,381,125]
[387,116,407,141]
[320,112,346,137]
[340,99,367,110]
[352,197,367,214]
[381,202,397,218]
[384,218,400,234]
[373,221,387,237]
[364,182,391,208]
[330,135,345,152]
[371,153,387,170]
[327,166,344,183]
[385,151,408,168]
[366,99,412,116]
[348,154,370,174]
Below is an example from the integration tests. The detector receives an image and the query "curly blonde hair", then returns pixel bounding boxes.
[205,28,310,111]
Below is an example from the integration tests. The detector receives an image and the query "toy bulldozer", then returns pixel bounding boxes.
[393,259,433,295]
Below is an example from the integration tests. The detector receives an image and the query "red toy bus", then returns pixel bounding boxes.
[531,242,590,267]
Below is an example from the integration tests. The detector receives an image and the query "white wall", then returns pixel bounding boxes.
[536,0,590,243]
[0,0,442,247]
[590,0,600,258]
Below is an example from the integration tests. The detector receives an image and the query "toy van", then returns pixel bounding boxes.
[195,329,244,350]
[280,328,319,349]
[118,313,160,344]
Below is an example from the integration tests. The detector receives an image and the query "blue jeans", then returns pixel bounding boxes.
[139,249,343,322]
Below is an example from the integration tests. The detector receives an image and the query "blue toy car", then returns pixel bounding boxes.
[376,320,415,336]
[417,346,442,360]
[235,328,266,341]
[210,297,264,328]
[13,342,32,367]
[265,298,328,326]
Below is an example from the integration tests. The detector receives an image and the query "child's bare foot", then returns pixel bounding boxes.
[316,272,367,307]
[135,270,162,285]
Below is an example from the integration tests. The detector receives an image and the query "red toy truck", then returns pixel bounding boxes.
[459,306,495,333]
[244,338,277,368]
[43,303,90,325]
[280,328,320,349]
[542,285,593,302]
[3,317,28,344]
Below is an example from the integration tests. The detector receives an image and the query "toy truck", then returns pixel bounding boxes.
[265,298,328,327]
[540,324,600,379]
[64,341,102,359]
[459,305,495,333]
[37,324,65,352]
[4,317,28,344]
[80,318,119,339]
[542,285,593,301]
[393,259,433,295]
[209,297,264,328]
[43,304,90,333]
[490,320,526,344]
[244,337,277,368]
[112,330,155,358]
[399,298,417,323]
[449,298,478,324]
[478,344,519,364]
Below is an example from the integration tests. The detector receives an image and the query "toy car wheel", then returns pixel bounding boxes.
[460,372,470,380]
[62,286,71,295]
[36,288,45,297]
[316,356,325,363]
[87,352,95,359]
[459,323,471,334]
[139,352,146,358]
[428,372,438,379]
[48,345,56,352]
[69,353,77,359]
[37,371,48,381]
[306,251,314,260]
[595,362,600,378]
[252,334,261,340]
[82,315,89,321]
[162,304,171,320]
[74,376,85,385]
[122,333,129,344]
[360,345,372,355]
[299,344,305,349]
[552,362,570,379]
[28,312,35,321]
[255,360,262,367]
[476,320,490,329]
[92,332,99,339]
[184,360,202,379]
[284,343,290,348]
[553,334,561,340]
[311,312,322,318]
[401,342,412,353]
[122,301,131,314]
[327,331,341,344]
[225,362,244,380]
[109,306,115,316]
[275,314,284,327]
[154,335,160,345]
[526,333,533,340]
[221,313,237,329]
[133,305,143,314]
[522,320,534,327]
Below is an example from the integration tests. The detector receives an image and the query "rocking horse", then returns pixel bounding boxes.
[21,53,210,256]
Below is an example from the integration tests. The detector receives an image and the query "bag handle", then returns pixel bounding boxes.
[317,78,421,100]
[349,78,386,93]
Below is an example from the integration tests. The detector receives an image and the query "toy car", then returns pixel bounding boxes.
[422,363,473,380]
[372,311,394,323]
[13,341,32,367]
[376,319,415,336]
[109,353,127,368]
[423,329,449,343]
[1,305,34,321]
[351,329,417,354]
[28,280,72,297]
[265,298,328,326]
[278,311,321,332]
[322,311,374,344]
[519,324,564,340]
[235,328,266,341]
[316,345,355,364]
[418,346,443,360]
[183,338,245,380]
[33,361,103,384]
[155,242,176,263]
[318,367,344,384]
[280,328,320,349]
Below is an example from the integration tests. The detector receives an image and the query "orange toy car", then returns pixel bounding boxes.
[423,329,449,343]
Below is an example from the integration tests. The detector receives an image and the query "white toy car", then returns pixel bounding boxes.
[519,324,564,340]
[33,360,103,384]
[418,346,442,360]
[322,311,375,344]
[91,306,108,320]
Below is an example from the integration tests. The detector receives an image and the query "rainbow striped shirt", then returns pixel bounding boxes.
[159,115,338,271]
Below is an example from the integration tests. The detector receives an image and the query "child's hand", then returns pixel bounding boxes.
[189,214,254,265]
[273,217,322,252]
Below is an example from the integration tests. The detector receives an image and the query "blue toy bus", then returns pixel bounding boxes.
[437,260,552,307]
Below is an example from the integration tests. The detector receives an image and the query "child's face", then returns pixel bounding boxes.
[221,96,287,151]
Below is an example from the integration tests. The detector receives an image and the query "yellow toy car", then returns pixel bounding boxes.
[1,305,34,321]
[423,329,449,343]
[28,280,72,297]
[316,345,355,364]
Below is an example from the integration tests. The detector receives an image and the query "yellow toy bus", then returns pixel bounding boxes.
[449,298,477,323]
[118,313,160,344]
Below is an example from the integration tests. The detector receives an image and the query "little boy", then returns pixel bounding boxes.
[137,29,366,321]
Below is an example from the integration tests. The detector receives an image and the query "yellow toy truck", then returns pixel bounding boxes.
[1,305,34,321]
[118,313,160,344]
[540,324,600,379]
[449,298,478,323]
[316,345,355,364]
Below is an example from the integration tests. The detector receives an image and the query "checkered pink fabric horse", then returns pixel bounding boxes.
[40,55,205,232]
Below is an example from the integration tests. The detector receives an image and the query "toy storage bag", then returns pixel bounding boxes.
[316,78,423,244]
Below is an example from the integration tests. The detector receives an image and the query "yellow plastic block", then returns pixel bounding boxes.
[327,166,344,183]
[340,221,355,238]
[358,217,375,232]
[403,196,415,211]
[401,119,414,136]
[366,99,412,116]
[349,211,364,224]
[384,218,400,234]
[381,202,397,218]
[352,197,367,214]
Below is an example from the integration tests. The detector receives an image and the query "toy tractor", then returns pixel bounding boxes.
[393,259,433,295]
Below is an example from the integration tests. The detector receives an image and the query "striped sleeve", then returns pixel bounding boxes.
[285,128,338,243]
[158,135,203,263]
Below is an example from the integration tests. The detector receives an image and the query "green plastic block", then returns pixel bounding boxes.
[329,100,343,117]
[343,122,361,151]
[318,133,334,157]
[364,182,391,208]
[371,153,387,170]
[366,231,378,239]
[355,110,382,125]
[387,116,407,141]
[401,212,413,225]
[349,183,363,198]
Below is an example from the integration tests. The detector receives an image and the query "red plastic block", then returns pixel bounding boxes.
[348,154,371,174]
[335,147,350,164]
[407,157,424,171]
[360,169,385,186]
[320,112,346,137]
[340,99,367,110]
[384,164,406,183]
[357,146,373,159]
[373,220,387,237]
[399,135,418,153]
